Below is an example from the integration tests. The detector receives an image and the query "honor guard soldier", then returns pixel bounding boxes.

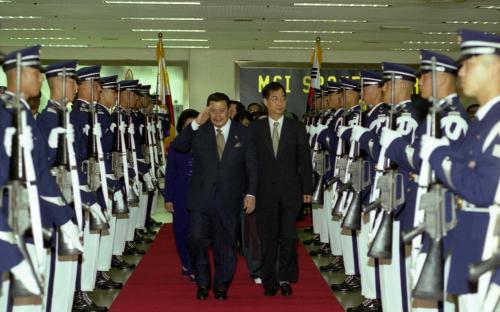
[419,29,500,312]
[36,60,87,312]
[1,46,81,312]
[70,65,109,312]
[94,75,125,290]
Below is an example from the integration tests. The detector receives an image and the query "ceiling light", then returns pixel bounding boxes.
[283,19,367,23]
[273,39,340,43]
[0,28,62,31]
[293,3,390,7]
[443,20,498,25]
[39,44,89,48]
[422,31,457,35]
[141,38,208,41]
[10,37,76,40]
[404,41,455,45]
[476,5,500,10]
[279,30,354,34]
[147,45,209,48]
[121,17,204,20]
[0,0,14,3]
[0,15,42,19]
[132,28,206,32]
[269,46,331,50]
[393,48,451,52]
[105,1,200,4]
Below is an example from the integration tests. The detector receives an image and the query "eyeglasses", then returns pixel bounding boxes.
[268,96,286,103]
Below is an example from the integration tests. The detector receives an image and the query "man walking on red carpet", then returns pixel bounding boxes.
[250,82,313,296]
[172,92,258,300]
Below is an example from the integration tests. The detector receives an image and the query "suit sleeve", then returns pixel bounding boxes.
[163,145,177,202]
[298,122,313,195]
[245,127,258,197]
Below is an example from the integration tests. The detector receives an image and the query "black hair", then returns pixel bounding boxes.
[466,104,480,113]
[247,102,261,111]
[234,110,252,123]
[230,100,246,116]
[262,82,286,99]
[176,108,199,133]
[206,92,230,108]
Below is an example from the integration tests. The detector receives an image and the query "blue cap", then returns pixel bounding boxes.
[314,88,322,98]
[320,85,330,94]
[45,60,78,79]
[327,81,342,93]
[139,85,151,96]
[118,79,139,91]
[2,45,43,72]
[76,65,101,81]
[419,50,458,75]
[101,75,118,90]
[360,71,383,86]
[459,28,500,62]
[339,77,361,91]
[382,62,417,82]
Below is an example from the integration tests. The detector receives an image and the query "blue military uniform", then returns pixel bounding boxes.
[424,29,500,302]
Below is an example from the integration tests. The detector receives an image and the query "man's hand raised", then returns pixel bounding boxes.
[195,107,211,126]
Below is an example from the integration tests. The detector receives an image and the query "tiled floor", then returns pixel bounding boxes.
[89,198,363,311]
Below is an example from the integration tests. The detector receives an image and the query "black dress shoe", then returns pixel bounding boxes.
[280,283,293,296]
[330,275,361,292]
[123,243,146,255]
[111,256,135,270]
[303,237,320,245]
[347,299,382,312]
[319,261,344,272]
[72,291,108,312]
[96,271,123,290]
[214,289,227,300]
[196,287,209,300]
[263,283,279,296]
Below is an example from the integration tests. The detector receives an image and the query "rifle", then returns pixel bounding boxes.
[0,53,44,298]
[83,78,109,231]
[366,73,405,259]
[125,90,141,199]
[51,68,83,255]
[153,102,166,178]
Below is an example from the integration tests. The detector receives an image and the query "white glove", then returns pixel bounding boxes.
[93,122,102,139]
[351,126,370,142]
[419,134,450,161]
[20,125,34,153]
[139,124,144,136]
[10,259,42,295]
[88,202,107,224]
[47,127,64,149]
[380,128,403,149]
[3,127,16,157]
[118,123,126,134]
[132,180,140,196]
[110,123,117,133]
[128,125,135,135]
[337,126,350,138]
[143,172,154,190]
[114,190,125,211]
[156,120,162,130]
[60,221,84,251]
[66,124,75,145]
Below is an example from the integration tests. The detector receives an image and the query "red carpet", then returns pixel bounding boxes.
[110,224,344,312]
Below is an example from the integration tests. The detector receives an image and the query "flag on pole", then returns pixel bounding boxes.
[306,37,322,113]
[156,32,176,145]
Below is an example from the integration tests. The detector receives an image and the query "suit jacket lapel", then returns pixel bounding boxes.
[221,122,236,161]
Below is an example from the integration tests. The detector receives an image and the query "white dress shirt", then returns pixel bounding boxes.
[268,115,284,138]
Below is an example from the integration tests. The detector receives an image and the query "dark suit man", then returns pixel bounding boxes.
[172,92,257,300]
[250,82,313,296]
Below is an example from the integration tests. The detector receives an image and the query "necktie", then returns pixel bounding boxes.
[216,128,225,160]
[272,121,279,157]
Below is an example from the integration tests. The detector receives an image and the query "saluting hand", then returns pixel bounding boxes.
[195,107,211,126]
[303,195,312,203]
[244,195,256,215]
